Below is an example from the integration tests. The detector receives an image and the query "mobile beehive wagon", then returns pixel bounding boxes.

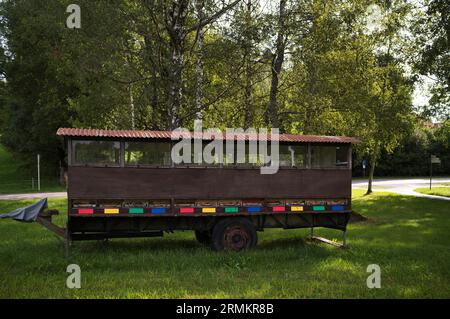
[2,128,359,252]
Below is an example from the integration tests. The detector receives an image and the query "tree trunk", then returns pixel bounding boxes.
[151,66,158,112]
[142,31,159,122]
[163,0,241,129]
[243,59,253,130]
[366,145,379,194]
[303,57,318,134]
[130,84,135,130]
[243,0,253,130]
[195,0,205,121]
[169,38,184,129]
[166,0,189,129]
[267,0,287,129]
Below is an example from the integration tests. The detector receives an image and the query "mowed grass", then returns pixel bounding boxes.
[0,189,449,298]
[414,187,450,198]
[0,144,64,194]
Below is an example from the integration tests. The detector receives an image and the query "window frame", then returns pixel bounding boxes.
[68,138,352,170]
[124,139,174,168]
[309,143,351,170]
[70,138,122,168]
[277,143,309,169]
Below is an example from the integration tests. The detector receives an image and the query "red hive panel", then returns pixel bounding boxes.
[179,207,194,214]
[78,208,94,215]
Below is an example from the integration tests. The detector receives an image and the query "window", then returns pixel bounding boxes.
[223,142,309,168]
[244,141,260,166]
[190,141,222,166]
[335,146,349,167]
[223,141,235,166]
[73,140,120,166]
[178,141,222,166]
[125,141,172,166]
[279,145,307,168]
[223,141,261,167]
[311,145,349,168]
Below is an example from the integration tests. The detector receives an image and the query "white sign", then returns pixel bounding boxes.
[431,155,441,164]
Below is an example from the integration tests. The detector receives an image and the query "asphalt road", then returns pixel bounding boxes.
[0,192,67,201]
[353,177,450,201]
[0,177,449,201]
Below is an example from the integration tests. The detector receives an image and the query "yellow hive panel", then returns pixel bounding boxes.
[290,206,303,212]
[104,208,120,214]
[202,208,216,214]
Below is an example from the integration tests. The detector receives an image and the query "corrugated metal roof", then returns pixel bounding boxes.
[57,128,359,144]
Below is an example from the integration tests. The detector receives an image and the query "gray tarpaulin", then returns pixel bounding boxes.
[0,198,47,222]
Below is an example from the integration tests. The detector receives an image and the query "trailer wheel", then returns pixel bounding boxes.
[195,230,212,245]
[211,218,257,251]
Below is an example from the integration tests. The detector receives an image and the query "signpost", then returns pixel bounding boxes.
[37,154,41,192]
[430,155,441,189]
[362,159,367,178]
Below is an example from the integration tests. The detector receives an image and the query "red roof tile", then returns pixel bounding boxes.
[56,128,359,144]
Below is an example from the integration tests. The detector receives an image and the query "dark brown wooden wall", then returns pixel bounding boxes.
[68,167,351,200]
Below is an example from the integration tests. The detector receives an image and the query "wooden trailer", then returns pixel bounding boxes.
[56,128,359,251]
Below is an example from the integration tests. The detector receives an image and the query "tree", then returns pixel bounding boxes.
[0,0,77,172]
[412,0,450,120]
[150,0,241,128]
[267,0,287,129]
[195,0,206,121]
[0,0,419,180]
[279,0,414,193]
[352,1,415,193]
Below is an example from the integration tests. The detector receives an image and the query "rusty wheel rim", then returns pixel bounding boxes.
[223,226,250,251]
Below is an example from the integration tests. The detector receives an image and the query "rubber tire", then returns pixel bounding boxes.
[210,218,257,251]
[195,230,212,245]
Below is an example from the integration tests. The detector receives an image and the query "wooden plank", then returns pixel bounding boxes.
[68,166,352,200]
[308,236,344,248]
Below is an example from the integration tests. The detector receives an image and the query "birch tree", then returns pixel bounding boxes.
[155,0,242,128]
[267,0,287,129]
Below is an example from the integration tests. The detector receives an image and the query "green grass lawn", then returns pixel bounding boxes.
[414,187,450,198]
[0,189,449,298]
[0,144,65,194]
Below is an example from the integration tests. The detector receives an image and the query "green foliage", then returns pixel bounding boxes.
[429,120,450,173]
[0,0,445,180]
[412,0,450,120]
[352,120,450,176]
[0,143,64,193]
[0,0,75,170]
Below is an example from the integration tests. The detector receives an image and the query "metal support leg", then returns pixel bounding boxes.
[310,227,314,239]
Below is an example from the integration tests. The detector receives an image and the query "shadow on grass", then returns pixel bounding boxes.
[70,235,313,254]
[257,237,306,250]
[77,237,202,253]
